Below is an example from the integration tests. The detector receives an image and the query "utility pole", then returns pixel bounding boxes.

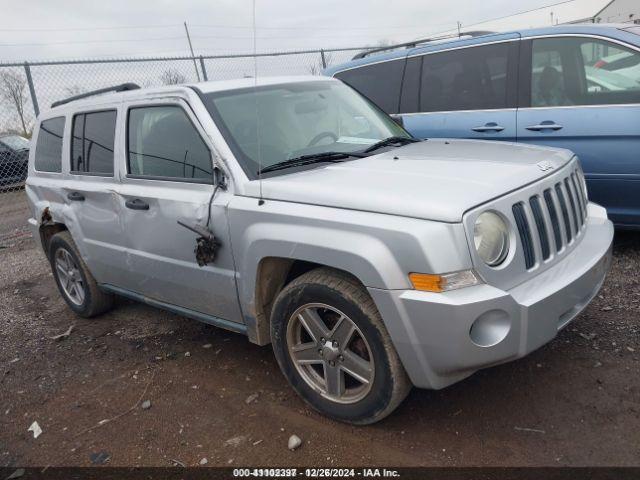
[184,21,201,82]
[457,21,462,37]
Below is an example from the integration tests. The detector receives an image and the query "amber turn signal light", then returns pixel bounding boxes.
[409,273,444,292]
[409,270,481,293]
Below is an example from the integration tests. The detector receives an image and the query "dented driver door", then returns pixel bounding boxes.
[114,99,242,324]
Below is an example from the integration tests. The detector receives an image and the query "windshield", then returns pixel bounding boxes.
[202,81,410,178]
[0,135,29,150]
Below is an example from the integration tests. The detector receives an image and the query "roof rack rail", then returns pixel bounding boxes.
[352,31,496,60]
[50,82,141,108]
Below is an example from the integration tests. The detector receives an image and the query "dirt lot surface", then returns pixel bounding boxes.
[0,191,638,468]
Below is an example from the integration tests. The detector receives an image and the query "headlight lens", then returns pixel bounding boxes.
[474,211,509,266]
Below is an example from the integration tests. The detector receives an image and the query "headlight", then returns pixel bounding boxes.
[474,211,509,266]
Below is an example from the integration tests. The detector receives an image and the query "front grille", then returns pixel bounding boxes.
[513,168,588,270]
[543,189,562,252]
[529,196,550,260]
[512,202,535,269]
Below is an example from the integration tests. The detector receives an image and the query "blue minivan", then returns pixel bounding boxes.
[325,24,640,229]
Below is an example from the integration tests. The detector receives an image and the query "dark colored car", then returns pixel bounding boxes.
[0,134,30,187]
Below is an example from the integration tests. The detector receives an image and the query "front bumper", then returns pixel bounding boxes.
[369,203,613,389]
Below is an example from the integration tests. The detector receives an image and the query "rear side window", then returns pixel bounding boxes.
[334,59,404,113]
[419,42,510,112]
[127,105,212,181]
[71,110,116,175]
[34,117,65,173]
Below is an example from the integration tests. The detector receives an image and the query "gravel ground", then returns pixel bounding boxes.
[0,191,638,467]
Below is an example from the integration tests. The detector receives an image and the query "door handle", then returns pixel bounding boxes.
[125,198,149,211]
[526,122,563,131]
[472,123,505,132]
[67,191,85,202]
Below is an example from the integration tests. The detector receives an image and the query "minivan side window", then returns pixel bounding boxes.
[334,59,405,114]
[71,110,117,175]
[34,117,65,173]
[531,37,640,107]
[399,56,421,113]
[127,106,212,181]
[418,42,511,113]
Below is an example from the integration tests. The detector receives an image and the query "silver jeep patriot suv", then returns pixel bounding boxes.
[27,76,613,424]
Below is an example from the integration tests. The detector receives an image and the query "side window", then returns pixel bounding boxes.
[399,56,422,113]
[34,117,65,173]
[71,110,116,175]
[420,43,510,112]
[531,37,640,107]
[334,59,405,113]
[127,106,212,180]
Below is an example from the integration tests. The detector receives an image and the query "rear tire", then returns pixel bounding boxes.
[270,268,411,425]
[48,231,114,317]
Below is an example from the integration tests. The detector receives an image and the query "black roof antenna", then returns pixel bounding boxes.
[253,0,265,206]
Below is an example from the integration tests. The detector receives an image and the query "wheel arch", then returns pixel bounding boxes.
[247,256,373,346]
[38,207,68,259]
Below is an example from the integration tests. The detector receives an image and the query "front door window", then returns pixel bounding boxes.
[531,37,640,107]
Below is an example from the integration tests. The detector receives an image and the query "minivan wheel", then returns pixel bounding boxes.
[270,268,411,425]
[48,231,114,317]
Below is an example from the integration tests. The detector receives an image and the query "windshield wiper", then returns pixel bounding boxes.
[257,151,367,175]
[362,136,421,154]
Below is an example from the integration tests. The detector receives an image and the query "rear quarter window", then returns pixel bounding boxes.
[334,59,405,114]
[34,117,65,173]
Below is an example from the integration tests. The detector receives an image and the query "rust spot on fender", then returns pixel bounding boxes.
[41,207,52,224]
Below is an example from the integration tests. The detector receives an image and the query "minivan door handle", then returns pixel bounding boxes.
[526,121,563,131]
[125,198,150,211]
[472,122,505,132]
[67,192,85,202]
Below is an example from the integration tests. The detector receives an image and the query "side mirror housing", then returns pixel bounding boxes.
[389,114,404,127]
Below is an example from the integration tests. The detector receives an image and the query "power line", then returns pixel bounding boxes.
[0,24,182,32]
[459,0,580,29]
[189,21,460,31]
[0,36,186,47]
[0,0,588,59]
[402,0,582,44]
[0,30,424,48]
[0,20,464,33]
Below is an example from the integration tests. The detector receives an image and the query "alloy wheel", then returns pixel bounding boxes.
[286,303,375,404]
[54,248,85,306]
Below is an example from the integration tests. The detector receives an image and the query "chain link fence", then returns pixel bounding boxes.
[0,46,366,197]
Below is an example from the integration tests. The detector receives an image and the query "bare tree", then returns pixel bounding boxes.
[0,71,30,136]
[308,51,335,75]
[160,69,187,85]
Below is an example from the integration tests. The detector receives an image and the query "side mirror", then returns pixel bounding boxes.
[389,114,404,127]
[213,165,227,190]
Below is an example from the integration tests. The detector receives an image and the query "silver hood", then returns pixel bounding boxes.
[250,139,575,222]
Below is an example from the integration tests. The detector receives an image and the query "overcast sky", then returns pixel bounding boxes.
[0,0,595,62]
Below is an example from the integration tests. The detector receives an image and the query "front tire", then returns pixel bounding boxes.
[48,231,114,317]
[271,268,411,425]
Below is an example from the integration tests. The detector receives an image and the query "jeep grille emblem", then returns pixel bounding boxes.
[537,161,554,172]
